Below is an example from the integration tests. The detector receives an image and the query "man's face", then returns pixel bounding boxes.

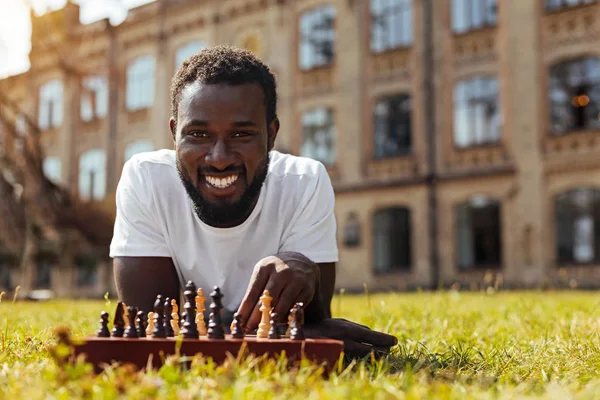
[170,82,279,227]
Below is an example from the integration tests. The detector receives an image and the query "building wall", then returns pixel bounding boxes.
[2,0,600,297]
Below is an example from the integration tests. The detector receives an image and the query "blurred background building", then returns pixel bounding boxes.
[1,0,600,298]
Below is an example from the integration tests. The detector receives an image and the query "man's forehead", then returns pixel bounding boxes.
[179,81,264,109]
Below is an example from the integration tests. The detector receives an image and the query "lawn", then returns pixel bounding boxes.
[1,290,600,399]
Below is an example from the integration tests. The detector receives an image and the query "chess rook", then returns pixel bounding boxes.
[111,302,125,337]
[152,295,167,338]
[136,310,147,338]
[164,297,174,337]
[180,281,199,339]
[207,286,225,339]
[97,311,110,338]
[124,306,139,338]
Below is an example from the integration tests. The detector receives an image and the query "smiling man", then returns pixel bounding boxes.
[110,46,397,358]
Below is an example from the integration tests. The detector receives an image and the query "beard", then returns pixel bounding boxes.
[176,154,270,227]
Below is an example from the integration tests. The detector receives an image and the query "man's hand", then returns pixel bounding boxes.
[304,318,398,359]
[236,252,319,332]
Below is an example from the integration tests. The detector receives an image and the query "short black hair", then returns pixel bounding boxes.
[170,45,277,130]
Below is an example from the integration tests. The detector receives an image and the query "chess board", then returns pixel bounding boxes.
[57,281,344,373]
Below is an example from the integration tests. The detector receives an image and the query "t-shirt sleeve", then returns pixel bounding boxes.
[109,157,171,258]
[278,163,339,263]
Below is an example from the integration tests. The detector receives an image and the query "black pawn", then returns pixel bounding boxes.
[180,281,199,339]
[164,297,174,337]
[97,311,110,338]
[152,295,166,338]
[124,306,139,338]
[136,310,147,338]
[231,312,245,339]
[268,312,281,339]
[111,302,125,337]
[290,302,306,340]
[207,286,225,339]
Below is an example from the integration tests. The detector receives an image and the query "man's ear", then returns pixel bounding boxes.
[169,117,177,146]
[267,118,280,151]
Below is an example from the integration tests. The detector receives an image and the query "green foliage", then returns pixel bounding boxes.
[1,291,600,399]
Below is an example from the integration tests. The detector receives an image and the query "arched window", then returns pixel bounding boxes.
[453,76,502,148]
[175,40,206,69]
[299,6,336,70]
[124,140,153,162]
[370,0,413,52]
[81,75,108,121]
[549,57,600,134]
[373,207,411,273]
[126,55,156,111]
[456,195,502,269]
[555,188,600,264]
[373,93,412,158]
[78,149,106,201]
[38,79,63,129]
[300,107,336,165]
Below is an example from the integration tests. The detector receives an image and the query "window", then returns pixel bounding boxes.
[555,188,600,264]
[78,149,106,201]
[453,76,502,148]
[38,79,63,129]
[546,0,597,11]
[299,6,336,70]
[456,196,502,269]
[300,108,336,165]
[175,40,206,70]
[452,0,497,34]
[370,0,412,52]
[125,140,153,162]
[43,157,62,183]
[35,260,51,289]
[126,55,156,111]
[0,266,11,290]
[81,76,108,122]
[549,57,600,134]
[373,94,412,158]
[373,207,411,272]
[75,256,97,287]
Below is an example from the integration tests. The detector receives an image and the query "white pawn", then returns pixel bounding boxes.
[146,311,155,336]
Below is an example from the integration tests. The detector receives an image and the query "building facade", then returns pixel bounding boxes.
[1,0,600,298]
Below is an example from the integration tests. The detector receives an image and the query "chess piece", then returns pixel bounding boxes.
[207,286,225,339]
[164,297,174,337]
[171,299,180,336]
[285,312,293,337]
[97,311,110,337]
[111,301,125,337]
[268,312,281,339]
[152,295,166,338]
[146,312,155,336]
[122,303,129,327]
[136,310,147,338]
[181,281,199,339]
[289,302,305,340]
[195,288,207,336]
[231,312,245,339]
[257,290,272,339]
[124,306,139,338]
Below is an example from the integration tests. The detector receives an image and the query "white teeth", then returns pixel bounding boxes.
[206,174,238,189]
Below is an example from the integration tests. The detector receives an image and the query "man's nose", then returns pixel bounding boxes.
[205,140,235,170]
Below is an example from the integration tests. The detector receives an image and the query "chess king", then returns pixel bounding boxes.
[110,46,397,358]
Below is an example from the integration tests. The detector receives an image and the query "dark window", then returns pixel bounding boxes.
[549,57,600,135]
[0,266,11,290]
[373,94,412,158]
[452,0,497,34]
[546,0,597,11]
[555,188,600,265]
[77,264,97,287]
[35,260,51,289]
[456,196,502,269]
[299,6,336,70]
[454,76,502,148]
[373,207,411,273]
[370,0,412,53]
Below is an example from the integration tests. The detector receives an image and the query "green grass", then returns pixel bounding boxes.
[1,290,600,399]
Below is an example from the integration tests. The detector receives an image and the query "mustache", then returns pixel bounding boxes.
[199,165,245,175]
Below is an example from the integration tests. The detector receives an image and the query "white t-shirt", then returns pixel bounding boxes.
[109,149,339,311]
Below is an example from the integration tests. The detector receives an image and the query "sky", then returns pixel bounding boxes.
[0,0,154,78]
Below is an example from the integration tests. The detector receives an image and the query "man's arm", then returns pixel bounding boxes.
[316,262,335,319]
[113,256,180,312]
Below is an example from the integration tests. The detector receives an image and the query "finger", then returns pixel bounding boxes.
[236,264,271,322]
[245,278,286,331]
[272,283,303,322]
[347,325,398,348]
[343,341,379,359]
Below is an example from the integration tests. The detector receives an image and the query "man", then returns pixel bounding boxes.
[110,46,397,358]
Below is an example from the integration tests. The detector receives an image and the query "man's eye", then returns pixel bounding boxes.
[190,131,209,138]
[233,132,252,138]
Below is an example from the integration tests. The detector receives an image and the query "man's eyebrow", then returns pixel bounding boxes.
[231,121,259,128]
[181,120,259,128]
[182,119,209,128]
